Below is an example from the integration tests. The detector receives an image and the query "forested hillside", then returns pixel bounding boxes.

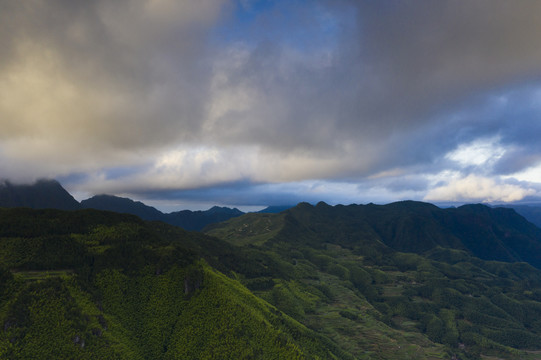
[0,208,348,359]
[206,201,541,359]
[207,201,541,267]
[2,203,541,358]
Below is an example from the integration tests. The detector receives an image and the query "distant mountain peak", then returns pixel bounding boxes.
[258,205,294,214]
[81,194,164,220]
[295,202,314,209]
[316,201,331,208]
[207,206,243,214]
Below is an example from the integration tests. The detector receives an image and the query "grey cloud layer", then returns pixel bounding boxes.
[2,0,541,203]
[0,1,223,151]
[204,1,541,175]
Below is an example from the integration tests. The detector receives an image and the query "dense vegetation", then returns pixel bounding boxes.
[206,201,541,359]
[0,208,347,359]
[3,201,541,358]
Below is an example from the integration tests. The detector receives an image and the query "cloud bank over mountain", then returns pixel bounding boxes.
[2,0,541,208]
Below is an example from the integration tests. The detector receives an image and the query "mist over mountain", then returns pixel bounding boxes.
[0,179,80,210]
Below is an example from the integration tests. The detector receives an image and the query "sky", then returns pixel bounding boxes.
[2,0,541,211]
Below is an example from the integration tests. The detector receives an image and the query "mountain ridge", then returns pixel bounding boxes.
[4,178,541,236]
[207,200,541,269]
[80,194,164,221]
[0,180,244,231]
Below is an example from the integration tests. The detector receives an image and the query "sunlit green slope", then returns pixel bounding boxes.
[0,208,348,359]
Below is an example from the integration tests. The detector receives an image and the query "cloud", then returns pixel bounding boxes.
[424,175,537,203]
[445,137,505,168]
[0,0,226,179]
[120,180,375,209]
[2,1,541,206]
[199,1,541,173]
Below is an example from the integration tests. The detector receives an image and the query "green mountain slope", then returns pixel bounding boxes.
[0,208,348,359]
[206,202,541,359]
[208,201,541,268]
[4,203,541,359]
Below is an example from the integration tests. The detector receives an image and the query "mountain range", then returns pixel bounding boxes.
[80,194,244,231]
[4,180,541,358]
[2,202,541,358]
[0,180,246,231]
[206,200,541,269]
[3,178,541,233]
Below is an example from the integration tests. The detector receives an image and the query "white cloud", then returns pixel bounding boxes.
[506,164,541,184]
[445,137,505,167]
[424,174,536,203]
